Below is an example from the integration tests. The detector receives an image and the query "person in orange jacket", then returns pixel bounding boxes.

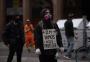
[24,19,35,50]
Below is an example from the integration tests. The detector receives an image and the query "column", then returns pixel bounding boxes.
[23,0,32,22]
[52,0,63,21]
[0,0,6,37]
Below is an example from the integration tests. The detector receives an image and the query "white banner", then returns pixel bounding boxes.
[42,29,58,49]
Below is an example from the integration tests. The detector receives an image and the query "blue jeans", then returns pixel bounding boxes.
[66,37,74,57]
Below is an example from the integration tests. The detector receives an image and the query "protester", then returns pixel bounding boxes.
[34,7,64,62]
[2,15,25,62]
[64,13,74,59]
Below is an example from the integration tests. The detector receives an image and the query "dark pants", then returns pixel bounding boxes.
[39,54,57,62]
[7,42,24,62]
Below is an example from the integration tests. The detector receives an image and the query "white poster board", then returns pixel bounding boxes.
[42,29,58,49]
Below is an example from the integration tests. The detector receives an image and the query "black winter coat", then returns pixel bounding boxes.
[64,19,74,37]
[2,20,25,45]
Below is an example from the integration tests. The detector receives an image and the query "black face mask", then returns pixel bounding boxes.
[15,19,22,24]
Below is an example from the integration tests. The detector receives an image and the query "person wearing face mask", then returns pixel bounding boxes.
[34,8,64,62]
[2,15,25,62]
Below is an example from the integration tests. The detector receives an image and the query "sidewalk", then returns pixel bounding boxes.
[0,42,90,62]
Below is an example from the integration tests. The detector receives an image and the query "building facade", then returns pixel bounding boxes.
[0,0,89,39]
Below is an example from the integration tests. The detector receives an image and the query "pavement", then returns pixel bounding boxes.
[0,42,90,62]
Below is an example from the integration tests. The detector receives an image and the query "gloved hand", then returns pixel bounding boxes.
[60,47,64,54]
[59,47,65,59]
[35,48,41,55]
[55,52,60,59]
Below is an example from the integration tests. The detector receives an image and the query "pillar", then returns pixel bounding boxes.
[52,0,63,21]
[23,0,32,22]
[0,0,6,39]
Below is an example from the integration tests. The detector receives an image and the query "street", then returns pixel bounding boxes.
[0,42,90,62]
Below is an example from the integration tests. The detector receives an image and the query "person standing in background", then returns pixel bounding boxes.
[24,19,35,51]
[2,15,25,62]
[64,13,74,59]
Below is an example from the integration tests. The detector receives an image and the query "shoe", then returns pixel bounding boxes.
[63,56,71,59]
